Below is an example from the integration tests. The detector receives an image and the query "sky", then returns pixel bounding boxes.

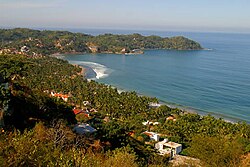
[0,0,250,33]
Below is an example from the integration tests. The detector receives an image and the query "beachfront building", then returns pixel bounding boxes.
[155,139,182,156]
[149,102,161,108]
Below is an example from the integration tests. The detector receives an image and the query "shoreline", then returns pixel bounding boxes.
[57,54,247,124]
[49,46,206,58]
[103,82,242,124]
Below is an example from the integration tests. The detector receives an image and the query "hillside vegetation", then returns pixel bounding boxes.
[0,54,249,166]
[0,28,202,56]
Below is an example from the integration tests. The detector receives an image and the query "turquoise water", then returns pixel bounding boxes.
[63,32,250,123]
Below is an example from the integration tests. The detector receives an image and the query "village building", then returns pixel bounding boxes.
[149,102,162,108]
[131,49,144,54]
[142,120,160,126]
[21,46,29,53]
[166,116,177,121]
[121,48,128,54]
[155,139,182,157]
[73,123,97,135]
[51,92,69,102]
[83,101,91,106]
[73,108,90,117]
[143,131,160,141]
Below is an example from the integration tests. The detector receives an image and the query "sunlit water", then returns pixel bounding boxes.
[63,31,250,123]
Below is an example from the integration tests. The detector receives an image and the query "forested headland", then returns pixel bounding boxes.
[0,28,202,56]
[0,54,249,167]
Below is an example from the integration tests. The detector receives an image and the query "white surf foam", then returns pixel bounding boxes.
[203,48,213,51]
[69,61,112,80]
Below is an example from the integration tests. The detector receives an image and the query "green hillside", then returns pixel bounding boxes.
[0,54,249,166]
[0,28,202,56]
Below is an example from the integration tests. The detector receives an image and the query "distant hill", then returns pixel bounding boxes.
[0,28,202,56]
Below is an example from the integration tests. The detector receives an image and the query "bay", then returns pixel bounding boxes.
[63,31,250,123]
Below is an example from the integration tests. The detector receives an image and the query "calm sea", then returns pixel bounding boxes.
[63,30,250,123]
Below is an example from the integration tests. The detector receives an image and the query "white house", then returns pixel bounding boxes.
[142,120,160,126]
[143,131,160,141]
[155,139,182,156]
[164,141,182,155]
[21,46,29,53]
[83,101,91,106]
[149,102,162,108]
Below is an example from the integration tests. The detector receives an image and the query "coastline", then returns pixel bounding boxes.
[49,46,205,58]
[96,79,240,124]
[58,54,246,124]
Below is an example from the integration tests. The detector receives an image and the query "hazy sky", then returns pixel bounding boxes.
[1,0,250,33]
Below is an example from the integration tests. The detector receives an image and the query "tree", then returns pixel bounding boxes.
[187,135,244,167]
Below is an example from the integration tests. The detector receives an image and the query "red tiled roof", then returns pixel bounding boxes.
[73,109,83,115]
[53,93,69,98]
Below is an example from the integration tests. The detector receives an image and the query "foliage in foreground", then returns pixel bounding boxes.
[0,122,168,167]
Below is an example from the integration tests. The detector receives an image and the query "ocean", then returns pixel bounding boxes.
[62,30,250,123]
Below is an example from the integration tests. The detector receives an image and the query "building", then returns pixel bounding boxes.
[73,108,84,115]
[143,131,160,141]
[73,123,97,135]
[155,139,182,156]
[142,120,160,126]
[166,116,177,121]
[149,102,162,108]
[83,101,91,106]
[73,108,90,117]
[121,48,127,54]
[51,92,69,102]
[21,46,29,53]
[131,49,144,54]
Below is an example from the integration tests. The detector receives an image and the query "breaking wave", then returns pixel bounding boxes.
[69,61,112,80]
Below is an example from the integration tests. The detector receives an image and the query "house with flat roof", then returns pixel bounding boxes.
[155,139,182,156]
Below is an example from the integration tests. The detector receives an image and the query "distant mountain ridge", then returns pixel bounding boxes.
[0,28,202,56]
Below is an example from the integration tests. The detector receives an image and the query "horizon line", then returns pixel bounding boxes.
[1,26,250,35]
